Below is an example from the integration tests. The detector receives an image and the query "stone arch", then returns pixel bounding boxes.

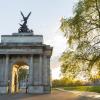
[10,59,29,93]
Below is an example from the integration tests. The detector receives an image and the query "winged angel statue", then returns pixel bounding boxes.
[18,11,33,33]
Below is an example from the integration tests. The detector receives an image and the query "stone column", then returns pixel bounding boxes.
[3,54,9,94]
[28,55,34,93]
[5,55,9,84]
[28,55,33,85]
[43,55,48,85]
[47,57,50,85]
[39,55,42,85]
[43,55,51,93]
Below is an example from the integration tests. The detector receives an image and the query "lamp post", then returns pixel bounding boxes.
[8,80,10,94]
[26,73,29,94]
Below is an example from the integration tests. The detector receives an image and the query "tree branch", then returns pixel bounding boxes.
[95,0,100,27]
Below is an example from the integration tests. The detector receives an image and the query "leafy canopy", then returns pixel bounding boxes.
[60,0,100,80]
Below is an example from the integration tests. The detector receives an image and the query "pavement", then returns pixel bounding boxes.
[0,90,100,100]
[56,88,100,100]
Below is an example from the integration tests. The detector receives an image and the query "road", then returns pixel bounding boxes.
[0,90,99,100]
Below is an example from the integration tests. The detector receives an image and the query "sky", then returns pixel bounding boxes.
[0,0,75,79]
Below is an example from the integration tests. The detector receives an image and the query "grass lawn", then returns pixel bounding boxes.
[62,86,100,93]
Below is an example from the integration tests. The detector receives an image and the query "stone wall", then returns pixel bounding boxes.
[1,35,43,44]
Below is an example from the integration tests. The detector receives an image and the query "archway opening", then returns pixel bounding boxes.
[11,61,29,93]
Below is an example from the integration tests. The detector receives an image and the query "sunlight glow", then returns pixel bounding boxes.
[51,67,61,80]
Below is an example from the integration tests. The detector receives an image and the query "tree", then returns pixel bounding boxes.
[60,51,81,79]
[18,67,28,89]
[60,0,100,80]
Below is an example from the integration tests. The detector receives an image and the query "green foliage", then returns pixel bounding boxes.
[60,51,81,79]
[60,0,100,81]
[63,86,100,93]
[18,68,27,82]
[60,0,100,48]
[52,78,83,88]
[52,79,67,88]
